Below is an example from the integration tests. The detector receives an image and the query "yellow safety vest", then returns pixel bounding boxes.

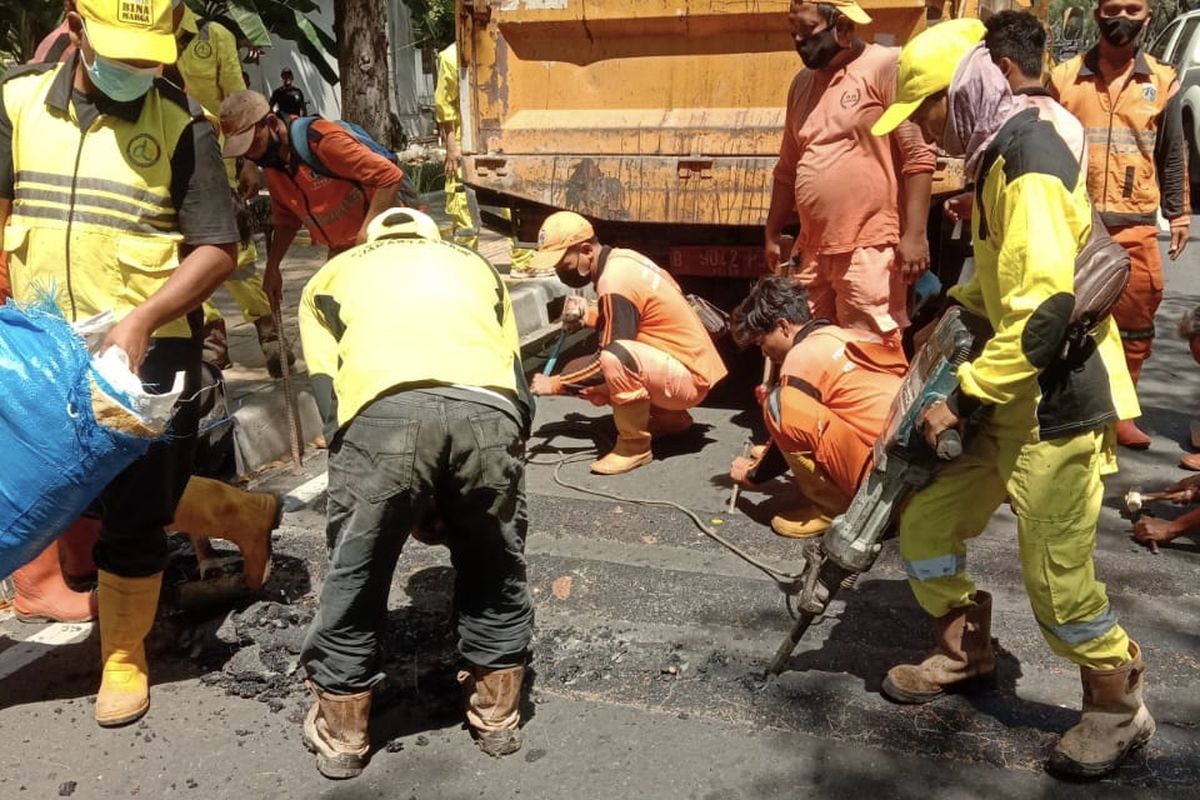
[2,62,201,338]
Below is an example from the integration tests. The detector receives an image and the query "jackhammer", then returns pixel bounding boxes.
[766,306,986,676]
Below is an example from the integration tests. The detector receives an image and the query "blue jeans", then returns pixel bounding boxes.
[301,390,533,694]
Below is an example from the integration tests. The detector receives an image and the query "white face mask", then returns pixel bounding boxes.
[81,23,161,102]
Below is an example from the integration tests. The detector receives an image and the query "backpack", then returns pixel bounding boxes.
[288,115,419,207]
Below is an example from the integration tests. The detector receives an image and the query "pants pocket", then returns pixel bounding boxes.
[1040,526,1096,625]
[335,418,420,504]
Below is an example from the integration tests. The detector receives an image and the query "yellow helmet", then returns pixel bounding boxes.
[365,207,442,243]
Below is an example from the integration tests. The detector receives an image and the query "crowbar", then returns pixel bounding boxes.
[271,296,303,473]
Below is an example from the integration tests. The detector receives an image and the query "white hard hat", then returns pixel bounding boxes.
[365,207,441,243]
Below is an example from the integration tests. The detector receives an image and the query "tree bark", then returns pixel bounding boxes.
[333,0,391,143]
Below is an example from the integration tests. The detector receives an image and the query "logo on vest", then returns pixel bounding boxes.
[118,0,153,27]
[127,134,162,168]
[1143,84,1158,103]
[194,41,213,59]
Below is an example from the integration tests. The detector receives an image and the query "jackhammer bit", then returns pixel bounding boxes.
[766,307,985,676]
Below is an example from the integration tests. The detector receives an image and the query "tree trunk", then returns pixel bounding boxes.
[333,0,391,143]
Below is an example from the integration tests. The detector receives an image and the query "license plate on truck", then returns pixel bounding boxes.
[668,247,768,278]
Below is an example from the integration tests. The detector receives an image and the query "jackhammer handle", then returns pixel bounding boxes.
[936,429,963,461]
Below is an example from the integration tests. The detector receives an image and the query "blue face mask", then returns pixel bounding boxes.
[82,48,159,102]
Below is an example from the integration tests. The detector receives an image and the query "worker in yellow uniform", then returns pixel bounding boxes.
[172,3,292,376]
[434,42,538,273]
[873,20,1151,779]
[297,208,534,778]
[0,0,238,726]
[1050,0,1189,450]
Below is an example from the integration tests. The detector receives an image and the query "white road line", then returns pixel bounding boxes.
[0,622,93,682]
[283,471,328,510]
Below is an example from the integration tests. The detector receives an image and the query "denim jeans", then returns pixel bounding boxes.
[301,390,533,694]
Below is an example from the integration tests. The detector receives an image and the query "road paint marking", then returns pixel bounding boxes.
[283,471,328,510]
[0,622,93,681]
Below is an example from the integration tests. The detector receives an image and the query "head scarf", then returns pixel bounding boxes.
[946,44,1019,180]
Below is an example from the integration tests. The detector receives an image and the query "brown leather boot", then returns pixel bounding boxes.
[253,314,296,379]
[882,591,996,703]
[302,681,372,779]
[171,477,281,590]
[12,540,98,624]
[457,664,524,757]
[1048,641,1155,779]
[648,408,693,439]
[591,400,653,475]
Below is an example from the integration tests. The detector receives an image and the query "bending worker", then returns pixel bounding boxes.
[1,0,238,726]
[528,211,728,475]
[872,20,1149,779]
[217,89,406,304]
[728,276,906,538]
[1051,0,1189,450]
[298,208,534,779]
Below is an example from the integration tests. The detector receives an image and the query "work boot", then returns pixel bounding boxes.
[648,408,694,440]
[1115,419,1151,450]
[59,518,100,590]
[201,317,232,370]
[171,477,281,590]
[253,314,296,379]
[1048,641,1155,779]
[457,664,524,757]
[770,504,832,539]
[11,540,98,623]
[591,400,653,475]
[780,450,851,521]
[302,681,372,779]
[882,591,996,703]
[95,571,162,727]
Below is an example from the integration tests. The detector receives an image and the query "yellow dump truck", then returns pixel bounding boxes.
[459,0,1044,291]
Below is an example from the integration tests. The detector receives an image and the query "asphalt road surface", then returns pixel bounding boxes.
[1,225,1198,799]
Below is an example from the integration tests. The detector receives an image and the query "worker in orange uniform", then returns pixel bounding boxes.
[528,211,728,475]
[217,90,407,304]
[765,0,937,345]
[728,276,906,537]
[1050,0,1189,450]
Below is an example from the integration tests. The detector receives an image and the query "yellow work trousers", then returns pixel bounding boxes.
[445,169,479,250]
[898,427,1130,669]
[203,239,271,325]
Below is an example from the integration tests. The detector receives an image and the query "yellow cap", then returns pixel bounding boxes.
[78,0,178,65]
[530,211,595,272]
[822,0,871,25]
[870,18,986,137]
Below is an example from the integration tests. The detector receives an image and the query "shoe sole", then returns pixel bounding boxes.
[1045,726,1155,779]
[590,453,653,475]
[881,671,997,704]
[95,699,150,728]
[15,611,96,624]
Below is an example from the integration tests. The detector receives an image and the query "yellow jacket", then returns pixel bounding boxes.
[176,9,245,118]
[950,109,1138,441]
[434,43,460,139]
[299,236,533,436]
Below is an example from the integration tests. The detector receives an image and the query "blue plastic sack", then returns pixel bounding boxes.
[0,300,154,578]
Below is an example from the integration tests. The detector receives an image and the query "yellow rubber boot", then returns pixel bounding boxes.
[171,477,281,590]
[771,451,851,538]
[96,571,162,727]
[591,400,653,475]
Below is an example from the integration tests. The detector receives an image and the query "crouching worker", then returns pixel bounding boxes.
[872,20,1149,778]
[297,209,535,779]
[729,276,906,537]
[528,211,728,474]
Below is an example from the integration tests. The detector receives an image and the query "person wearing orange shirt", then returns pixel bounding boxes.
[528,212,728,475]
[728,276,906,537]
[1050,0,1190,450]
[765,0,937,346]
[217,90,406,304]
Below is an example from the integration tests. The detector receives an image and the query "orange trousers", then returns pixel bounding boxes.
[579,340,707,410]
[763,388,874,499]
[796,245,908,345]
[1109,225,1163,381]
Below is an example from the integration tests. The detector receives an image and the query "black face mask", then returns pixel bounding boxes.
[257,129,286,170]
[556,263,592,289]
[1098,15,1145,47]
[796,27,843,70]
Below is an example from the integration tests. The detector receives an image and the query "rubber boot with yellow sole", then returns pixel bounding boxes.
[171,477,281,590]
[96,571,162,727]
[1048,641,1155,779]
[882,591,996,703]
[11,540,98,623]
[458,664,525,757]
[591,400,653,475]
[771,450,850,538]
